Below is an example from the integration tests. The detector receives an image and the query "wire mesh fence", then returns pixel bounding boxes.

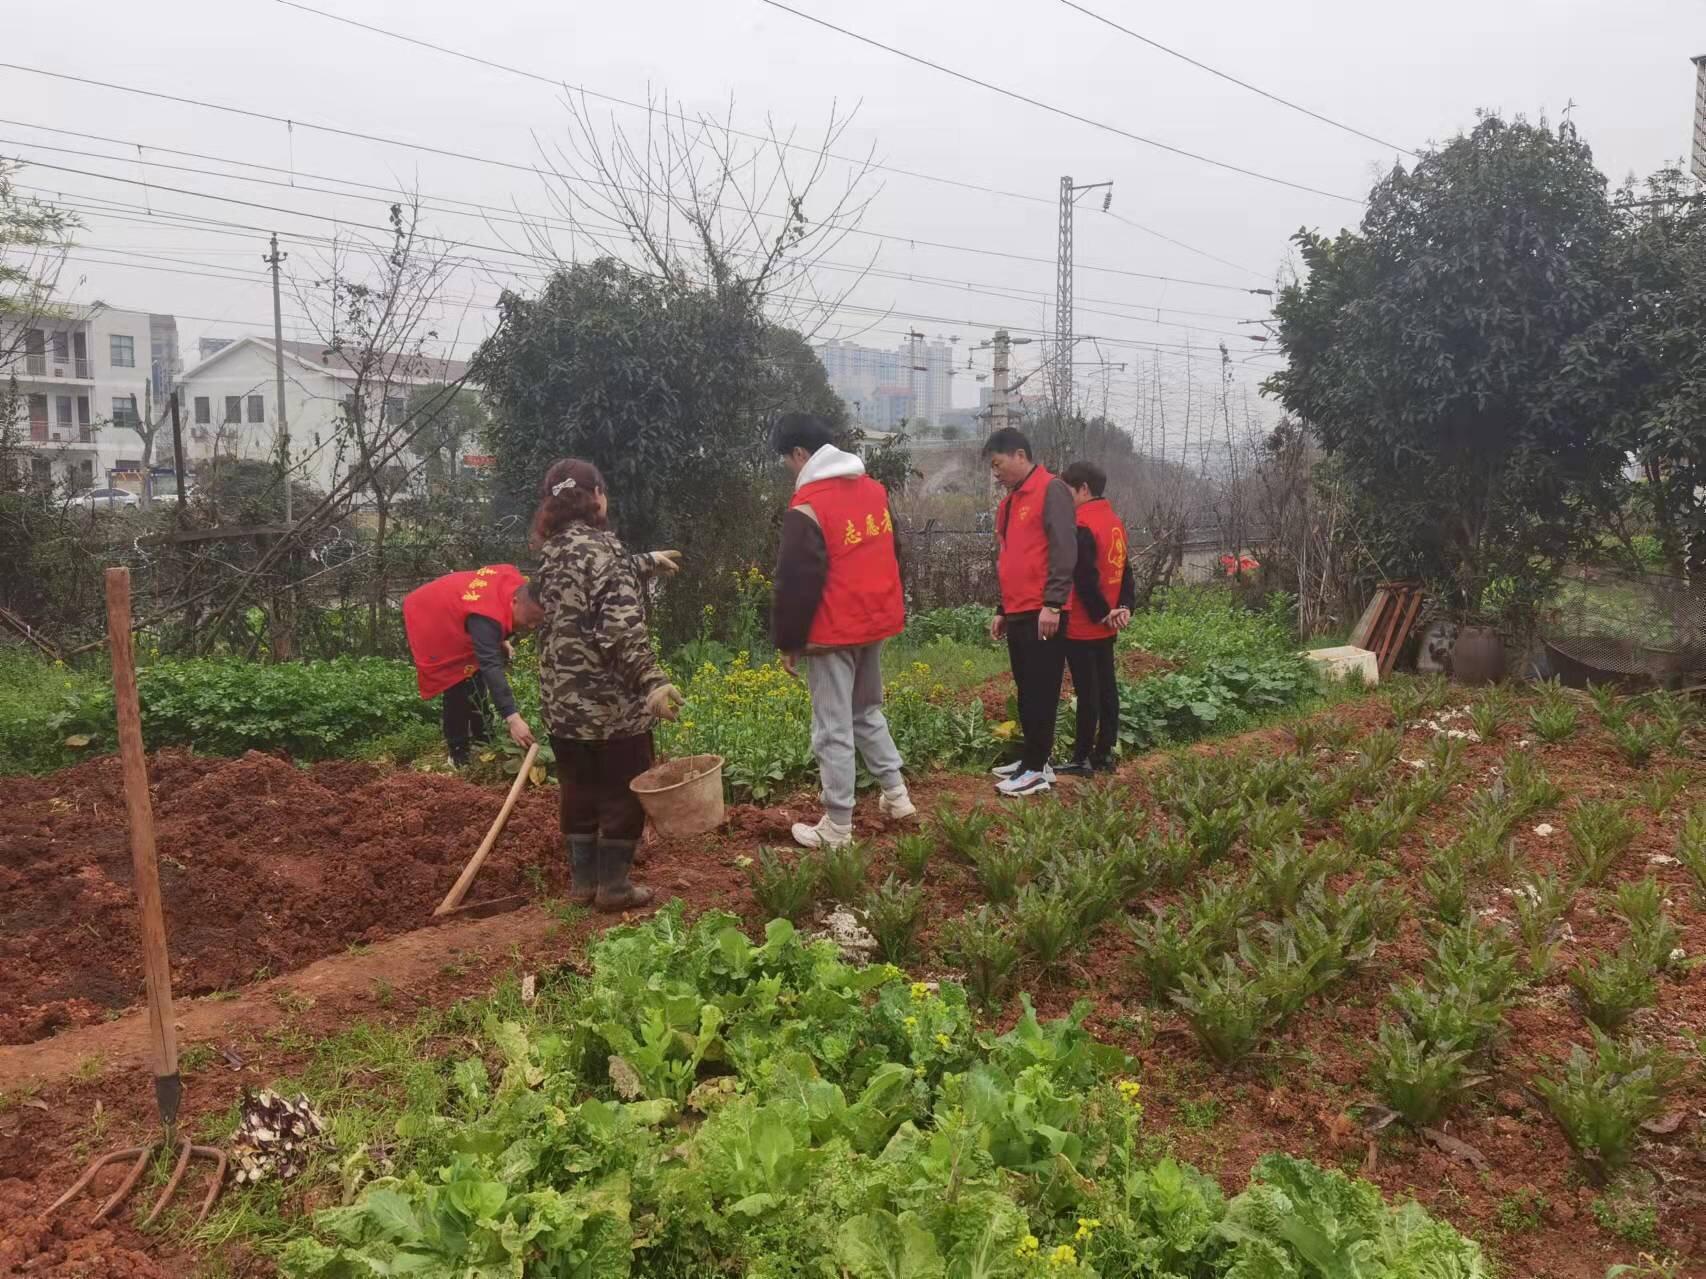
[1539,565,1706,688]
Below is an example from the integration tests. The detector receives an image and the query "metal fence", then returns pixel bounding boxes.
[1539,565,1706,688]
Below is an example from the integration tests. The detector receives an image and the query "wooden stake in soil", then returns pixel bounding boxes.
[105,567,178,1120]
[435,741,539,917]
[49,571,228,1227]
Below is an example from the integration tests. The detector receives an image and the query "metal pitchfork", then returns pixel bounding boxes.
[50,569,227,1228]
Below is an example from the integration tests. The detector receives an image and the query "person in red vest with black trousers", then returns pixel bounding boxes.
[402,565,544,766]
[770,413,916,849]
[1057,460,1135,776]
[983,427,1078,797]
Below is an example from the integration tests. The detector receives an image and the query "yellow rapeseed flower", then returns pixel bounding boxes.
[1014,1235,1040,1259]
[910,981,930,1002]
[1117,1079,1142,1106]
[902,1015,918,1030]
[935,1033,951,1050]
[1048,1244,1077,1268]
[1074,1218,1101,1242]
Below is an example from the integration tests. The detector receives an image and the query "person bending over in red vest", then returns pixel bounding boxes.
[984,427,1078,797]
[1056,460,1135,776]
[403,564,544,767]
[770,413,916,849]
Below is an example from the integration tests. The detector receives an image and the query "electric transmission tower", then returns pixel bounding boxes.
[1054,176,1113,418]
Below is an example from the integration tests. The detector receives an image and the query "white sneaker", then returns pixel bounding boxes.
[878,784,917,820]
[792,815,853,849]
[996,768,1053,797]
[991,759,1024,778]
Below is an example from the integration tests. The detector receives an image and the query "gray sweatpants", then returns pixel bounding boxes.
[805,642,905,825]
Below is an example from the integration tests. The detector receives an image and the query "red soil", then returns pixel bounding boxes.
[0,750,568,1045]
[4,692,1703,1276]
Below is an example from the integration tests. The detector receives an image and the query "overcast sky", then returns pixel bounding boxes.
[6,0,1702,452]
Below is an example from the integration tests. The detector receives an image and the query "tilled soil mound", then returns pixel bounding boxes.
[0,750,565,1044]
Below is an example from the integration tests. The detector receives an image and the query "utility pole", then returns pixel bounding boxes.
[168,391,187,530]
[1055,177,1074,417]
[906,329,927,425]
[264,233,291,524]
[1693,54,1706,182]
[977,329,1033,438]
[1055,176,1113,421]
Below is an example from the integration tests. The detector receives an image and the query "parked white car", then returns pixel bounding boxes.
[74,487,140,511]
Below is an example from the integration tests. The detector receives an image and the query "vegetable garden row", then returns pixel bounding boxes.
[3,615,1702,1277]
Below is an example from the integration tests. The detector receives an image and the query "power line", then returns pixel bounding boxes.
[31,186,1278,368]
[271,0,1267,281]
[1055,0,1415,156]
[27,167,1272,346]
[1104,211,1266,279]
[0,63,1269,293]
[2,128,1274,322]
[753,1,1362,205]
[18,165,1280,360]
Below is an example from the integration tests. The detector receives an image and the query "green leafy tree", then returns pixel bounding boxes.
[1266,114,1624,626]
[405,382,491,498]
[473,258,837,642]
[1558,165,1706,576]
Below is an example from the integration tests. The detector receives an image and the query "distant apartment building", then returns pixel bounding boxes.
[815,335,956,429]
[175,336,469,495]
[913,336,953,427]
[5,304,181,491]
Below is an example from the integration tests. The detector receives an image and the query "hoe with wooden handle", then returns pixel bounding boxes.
[51,569,226,1227]
[433,741,538,919]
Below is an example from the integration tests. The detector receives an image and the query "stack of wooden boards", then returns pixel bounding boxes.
[1348,582,1427,677]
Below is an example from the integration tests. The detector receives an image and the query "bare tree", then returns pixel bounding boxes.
[523,92,880,333]
[1250,418,1364,638]
[298,198,460,651]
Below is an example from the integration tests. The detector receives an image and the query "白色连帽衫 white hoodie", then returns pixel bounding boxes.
[770,444,903,651]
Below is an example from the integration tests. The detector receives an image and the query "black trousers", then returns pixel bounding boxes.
[441,676,493,765]
[1066,637,1119,761]
[1005,612,1068,772]
[552,733,654,842]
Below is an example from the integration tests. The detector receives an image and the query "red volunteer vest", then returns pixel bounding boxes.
[791,475,905,648]
[1066,498,1129,641]
[996,465,1056,615]
[402,564,526,699]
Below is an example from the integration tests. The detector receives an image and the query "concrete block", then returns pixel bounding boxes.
[1302,645,1380,686]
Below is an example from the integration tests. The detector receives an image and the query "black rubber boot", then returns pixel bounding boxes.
[567,834,599,904]
[595,838,655,913]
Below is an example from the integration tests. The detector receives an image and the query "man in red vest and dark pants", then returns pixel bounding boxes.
[771,413,916,848]
[984,427,1078,797]
[1057,460,1134,776]
[403,565,544,766]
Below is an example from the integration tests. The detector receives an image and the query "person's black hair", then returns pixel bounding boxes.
[769,412,838,457]
[1061,461,1107,497]
[981,426,1032,459]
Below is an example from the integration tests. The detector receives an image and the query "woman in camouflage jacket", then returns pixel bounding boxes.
[532,458,684,911]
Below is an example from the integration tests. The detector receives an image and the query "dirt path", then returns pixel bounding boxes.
[0,902,560,1089]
